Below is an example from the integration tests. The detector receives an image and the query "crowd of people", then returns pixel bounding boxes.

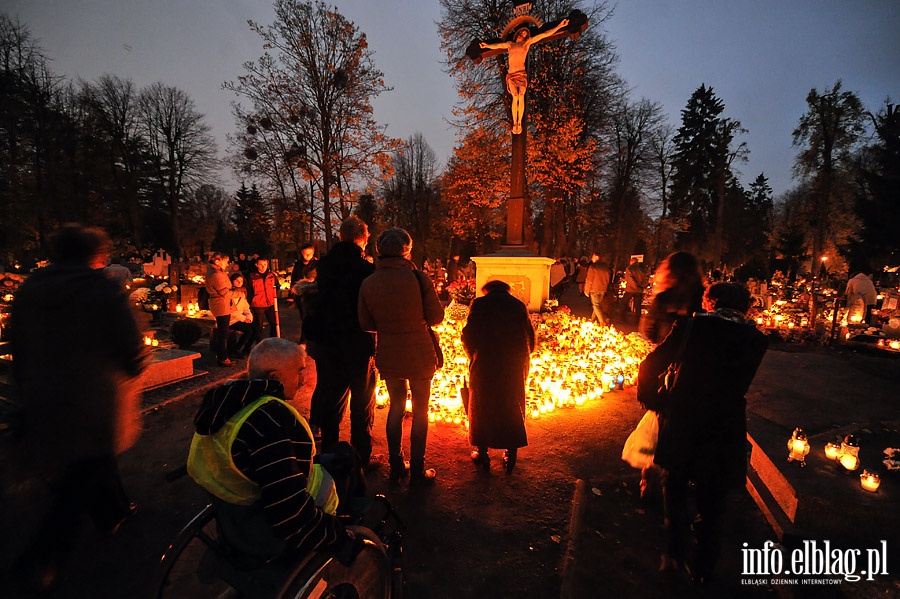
[5,220,784,593]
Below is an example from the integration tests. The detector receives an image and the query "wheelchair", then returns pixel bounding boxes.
[151,493,404,599]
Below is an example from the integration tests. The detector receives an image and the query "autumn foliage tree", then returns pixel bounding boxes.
[439,0,621,255]
[440,127,509,254]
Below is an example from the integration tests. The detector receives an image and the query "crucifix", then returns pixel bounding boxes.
[467,4,587,247]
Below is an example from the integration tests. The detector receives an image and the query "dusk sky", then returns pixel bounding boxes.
[6,0,899,199]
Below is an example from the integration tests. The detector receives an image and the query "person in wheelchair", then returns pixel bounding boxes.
[186,337,364,572]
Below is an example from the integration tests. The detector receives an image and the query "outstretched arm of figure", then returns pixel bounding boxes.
[526,18,570,47]
[479,40,511,51]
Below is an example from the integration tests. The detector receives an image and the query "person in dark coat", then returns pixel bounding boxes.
[461,280,535,474]
[446,254,460,285]
[9,223,148,592]
[306,217,377,467]
[636,282,767,584]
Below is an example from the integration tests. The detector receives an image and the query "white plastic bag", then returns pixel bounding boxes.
[621,410,658,469]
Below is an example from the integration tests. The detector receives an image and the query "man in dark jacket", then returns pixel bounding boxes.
[187,338,361,571]
[306,217,377,467]
[637,282,767,584]
[10,223,148,592]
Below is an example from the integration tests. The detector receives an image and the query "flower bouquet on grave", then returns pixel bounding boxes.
[447,278,475,306]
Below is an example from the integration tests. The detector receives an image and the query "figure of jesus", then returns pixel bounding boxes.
[479,19,569,134]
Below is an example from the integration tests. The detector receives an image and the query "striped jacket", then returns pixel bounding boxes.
[190,378,346,554]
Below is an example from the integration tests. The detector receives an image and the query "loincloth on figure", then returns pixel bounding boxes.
[506,70,528,95]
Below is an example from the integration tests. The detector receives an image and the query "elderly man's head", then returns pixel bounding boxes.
[248,338,307,399]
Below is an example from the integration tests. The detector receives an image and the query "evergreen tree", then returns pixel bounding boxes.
[232,183,271,255]
[853,101,900,269]
[669,84,746,265]
[791,80,866,271]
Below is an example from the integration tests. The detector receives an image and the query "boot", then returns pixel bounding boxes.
[409,458,436,486]
[471,448,490,472]
[388,456,409,481]
[503,449,517,474]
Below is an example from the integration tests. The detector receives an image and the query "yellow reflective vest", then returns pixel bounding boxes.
[187,395,338,515]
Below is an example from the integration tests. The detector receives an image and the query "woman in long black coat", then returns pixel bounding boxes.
[636,282,767,583]
[461,280,535,474]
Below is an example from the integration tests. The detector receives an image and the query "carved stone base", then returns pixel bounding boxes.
[471,252,554,312]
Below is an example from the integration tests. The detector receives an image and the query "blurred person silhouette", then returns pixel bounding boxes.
[305,217,377,467]
[358,228,444,485]
[575,256,589,294]
[462,280,535,474]
[583,252,611,325]
[187,338,363,571]
[248,257,279,341]
[639,251,705,344]
[207,252,236,367]
[623,257,649,325]
[228,272,254,357]
[104,255,132,289]
[290,243,318,345]
[446,254,460,285]
[549,258,567,300]
[844,263,877,324]
[9,223,148,593]
[637,283,767,585]
[636,251,706,502]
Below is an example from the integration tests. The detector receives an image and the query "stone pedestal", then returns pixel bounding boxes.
[472,249,554,312]
[136,347,202,391]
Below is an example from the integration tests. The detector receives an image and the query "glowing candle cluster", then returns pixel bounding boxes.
[375,306,654,428]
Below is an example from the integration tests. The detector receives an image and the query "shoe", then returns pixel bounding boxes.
[410,467,437,486]
[389,457,409,481]
[106,502,138,536]
[502,450,517,474]
[471,450,490,472]
[217,358,235,367]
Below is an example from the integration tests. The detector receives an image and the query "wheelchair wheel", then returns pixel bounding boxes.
[152,505,237,599]
[280,527,391,599]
